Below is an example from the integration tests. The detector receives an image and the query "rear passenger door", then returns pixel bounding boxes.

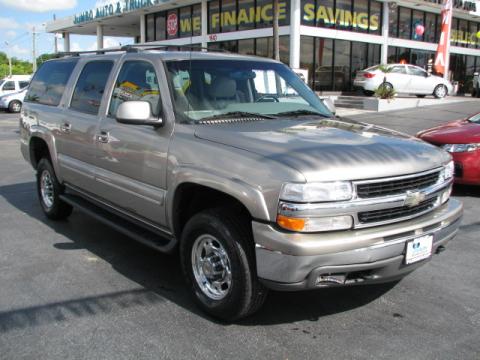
[386,65,409,92]
[56,60,114,194]
[93,58,170,228]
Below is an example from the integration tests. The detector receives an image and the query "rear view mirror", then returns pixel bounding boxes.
[116,101,163,127]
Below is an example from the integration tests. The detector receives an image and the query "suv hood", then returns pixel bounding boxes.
[194,118,450,182]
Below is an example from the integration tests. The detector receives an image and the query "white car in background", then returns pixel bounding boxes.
[354,64,453,98]
[0,87,28,113]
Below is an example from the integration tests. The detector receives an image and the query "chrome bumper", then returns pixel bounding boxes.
[253,198,463,290]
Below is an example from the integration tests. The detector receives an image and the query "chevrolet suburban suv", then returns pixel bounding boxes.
[20,47,463,321]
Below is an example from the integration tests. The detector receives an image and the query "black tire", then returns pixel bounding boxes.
[433,84,447,99]
[379,82,393,91]
[476,84,480,98]
[36,158,73,220]
[8,100,22,113]
[180,208,268,321]
[363,90,374,97]
[416,95,426,98]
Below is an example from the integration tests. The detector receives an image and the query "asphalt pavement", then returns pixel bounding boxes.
[0,102,479,360]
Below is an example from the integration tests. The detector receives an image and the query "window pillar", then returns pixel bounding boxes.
[381,2,389,64]
[63,32,70,52]
[140,14,146,43]
[290,0,301,68]
[201,0,208,48]
[97,24,104,50]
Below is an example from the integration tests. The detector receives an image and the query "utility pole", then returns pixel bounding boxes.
[4,41,12,76]
[273,0,280,61]
[53,14,58,53]
[32,26,37,73]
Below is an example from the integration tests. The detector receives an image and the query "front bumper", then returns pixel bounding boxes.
[254,198,463,290]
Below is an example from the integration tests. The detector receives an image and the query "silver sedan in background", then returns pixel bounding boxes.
[354,64,453,98]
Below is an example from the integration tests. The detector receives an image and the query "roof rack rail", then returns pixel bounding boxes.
[55,44,229,58]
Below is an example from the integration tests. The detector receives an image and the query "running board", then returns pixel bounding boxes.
[59,193,175,253]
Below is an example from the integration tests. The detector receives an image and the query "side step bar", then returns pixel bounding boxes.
[59,193,175,253]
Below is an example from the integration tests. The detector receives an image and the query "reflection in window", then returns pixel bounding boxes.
[192,5,202,36]
[146,14,155,42]
[300,36,314,88]
[369,1,382,35]
[238,0,255,30]
[398,7,411,40]
[334,40,350,91]
[208,0,220,33]
[353,0,369,33]
[301,0,315,26]
[220,0,236,32]
[424,13,436,43]
[388,7,398,37]
[314,38,333,91]
[155,13,166,40]
[412,10,424,41]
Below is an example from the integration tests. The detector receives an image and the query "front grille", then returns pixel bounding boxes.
[356,171,440,198]
[358,197,437,224]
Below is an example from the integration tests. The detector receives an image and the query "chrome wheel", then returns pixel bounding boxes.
[434,85,447,98]
[191,234,232,300]
[10,101,21,113]
[40,170,54,209]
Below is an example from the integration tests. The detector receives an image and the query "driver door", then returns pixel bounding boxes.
[93,58,170,228]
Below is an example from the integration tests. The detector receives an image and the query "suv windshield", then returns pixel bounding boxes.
[166,59,331,123]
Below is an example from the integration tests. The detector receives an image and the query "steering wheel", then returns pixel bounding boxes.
[255,94,279,103]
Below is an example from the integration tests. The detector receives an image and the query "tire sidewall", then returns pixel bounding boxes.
[180,211,253,319]
[36,159,64,217]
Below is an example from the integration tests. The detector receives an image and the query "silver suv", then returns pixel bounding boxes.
[20,47,463,321]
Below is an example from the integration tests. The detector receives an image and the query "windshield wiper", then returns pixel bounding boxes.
[199,111,276,121]
[273,110,331,118]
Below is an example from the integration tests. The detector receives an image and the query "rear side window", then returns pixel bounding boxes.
[389,66,406,74]
[109,61,161,117]
[25,59,78,106]
[19,81,30,89]
[3,81,15,91]
[70,61,113,115]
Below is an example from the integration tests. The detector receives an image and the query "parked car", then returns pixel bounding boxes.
[20,48,462,321]
[471,72,480,97]
[354,64,453,98]
[0,87,28,113]
[0,75,31,97]
[417,112,480,185]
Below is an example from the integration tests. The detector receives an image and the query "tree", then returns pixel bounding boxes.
[36,53,58,67]
[273,0,280,61]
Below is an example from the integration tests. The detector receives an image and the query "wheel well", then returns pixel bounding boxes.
[29,137,51,169]
[172,183,252,239]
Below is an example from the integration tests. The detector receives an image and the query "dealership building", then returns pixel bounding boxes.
[46,0,480,93]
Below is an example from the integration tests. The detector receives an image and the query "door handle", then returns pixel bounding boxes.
[60,123,72,133]
[96,131,110,143]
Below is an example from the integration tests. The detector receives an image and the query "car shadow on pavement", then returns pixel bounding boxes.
[1,181,398,327]
[452,184,479,198]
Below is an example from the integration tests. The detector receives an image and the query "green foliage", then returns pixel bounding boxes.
[375,84,396,100]
[36,53,58,67]
[0,51,33,77]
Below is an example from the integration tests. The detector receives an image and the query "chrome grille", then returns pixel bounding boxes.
[356,171,440,198]
[358,197,437,224]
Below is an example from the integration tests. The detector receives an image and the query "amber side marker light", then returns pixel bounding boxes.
[277,214,306,232]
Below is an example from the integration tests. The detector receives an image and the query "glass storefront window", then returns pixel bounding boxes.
[220,0,236,32]
[335,0,352,31]
[398,7,411,40]
[352,42,367,78]
[314,38,333,91]
[238,39,255,55]
[315,0,335,28]
[398,47,410,63]
[146,14,155,42]
[238,0,256,30]
[411,10,424,41]
[458,20,468,47]
[367,44,381,66]
[388,7,398,38]
[469,22,478,49]
[155,13,166,41]
[300,36,315,88]
[179,7,192,38]
[256,37,273,59]
[166,9,179,39]
[334,40,351,91]
[301,0,316,26]
[256,0,274,28]
[353,0,369,33]
[424,13,436,43]
[192,5,202,36]
[387,47,397,63]
[209,0,220,33]
[369,1,381,35]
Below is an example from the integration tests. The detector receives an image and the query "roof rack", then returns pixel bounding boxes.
[55,44,229,58]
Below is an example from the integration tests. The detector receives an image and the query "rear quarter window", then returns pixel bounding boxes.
[25,59,78,106]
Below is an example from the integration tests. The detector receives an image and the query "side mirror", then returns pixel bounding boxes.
[115,101,163,127]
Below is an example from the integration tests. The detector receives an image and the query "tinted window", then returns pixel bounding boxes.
[19,81,30,89]
[25,59,78,106]
[70,61,113,115]
[3,81,15,91]
[109,61,161,117]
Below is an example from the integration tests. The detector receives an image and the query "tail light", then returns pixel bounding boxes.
[363,72,376,78]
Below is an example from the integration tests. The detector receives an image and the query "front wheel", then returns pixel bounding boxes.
[36,158,73,220]
[433,84,447,99]
[8,100,22,113]
[180,208,267,321]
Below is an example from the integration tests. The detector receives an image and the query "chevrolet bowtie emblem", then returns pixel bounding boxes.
[404,190,426,207]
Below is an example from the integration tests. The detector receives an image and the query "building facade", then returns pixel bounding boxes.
[46,0,480,93]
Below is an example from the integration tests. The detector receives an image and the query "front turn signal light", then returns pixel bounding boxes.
[277,214,306,232]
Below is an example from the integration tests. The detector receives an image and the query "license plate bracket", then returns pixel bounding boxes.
[405,235,433,264]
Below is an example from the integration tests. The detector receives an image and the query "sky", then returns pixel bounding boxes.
[0,0,133,62]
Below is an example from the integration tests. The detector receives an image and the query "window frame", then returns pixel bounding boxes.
[106,59,163,120]
[68,60,115,116]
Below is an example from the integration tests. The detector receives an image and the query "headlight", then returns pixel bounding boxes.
[280,181,353,202]
[443,143,480,153]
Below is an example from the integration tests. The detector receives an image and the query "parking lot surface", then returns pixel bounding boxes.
[1,103,479,359]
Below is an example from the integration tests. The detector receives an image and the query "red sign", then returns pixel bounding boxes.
[434,0,453,76]
[167,13,178,36]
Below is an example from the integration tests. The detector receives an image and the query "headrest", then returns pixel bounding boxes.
[208,76,236,98]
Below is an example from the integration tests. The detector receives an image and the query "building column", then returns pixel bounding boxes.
[63,32,70,52]
[381,1,389,64]
[140,14,146,43]
[97,24,104,50]
[289,0,301,68]
[201,0,208,48]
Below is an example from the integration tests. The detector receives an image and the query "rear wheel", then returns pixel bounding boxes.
[8,100,21,113]
[180,208,268,321]
[433,84,447,99]
[36,158,73,220]
[379,82,393,91]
